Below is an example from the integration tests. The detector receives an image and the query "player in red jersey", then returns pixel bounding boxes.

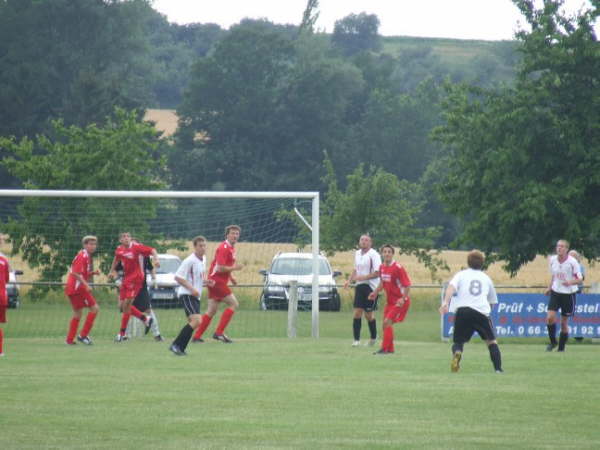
[0,236,11,356]
[64,236,101,345]
[109,232,159,342]
[368,244,411,354]
[192,225,244,343]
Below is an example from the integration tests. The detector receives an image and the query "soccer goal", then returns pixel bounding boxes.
[0,189,321,339]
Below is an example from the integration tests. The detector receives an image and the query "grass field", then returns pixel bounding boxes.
[1,306,599,449]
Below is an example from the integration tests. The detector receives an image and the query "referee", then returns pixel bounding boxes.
[439,250,503,373]
[169,236,214,356]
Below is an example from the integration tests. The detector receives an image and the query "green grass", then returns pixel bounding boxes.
[1,305,599,449]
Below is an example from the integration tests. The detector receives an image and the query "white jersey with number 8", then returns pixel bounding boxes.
[448,268,497,316]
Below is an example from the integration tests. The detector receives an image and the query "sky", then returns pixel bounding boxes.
[151,0,596,41]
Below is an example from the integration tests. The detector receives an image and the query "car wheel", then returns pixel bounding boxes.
[330,292,341,312]
[9,298,19,309]
[259,294,269,310]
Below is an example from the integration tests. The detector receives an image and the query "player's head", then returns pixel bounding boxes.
[556,239,569,257]
[467,250,485,270]
[380,244,395,262]
[568,249,580,262]
[225,225,241,243]
[359,234,372,250]
[82,235,97,253]
[119,232,131,246]
[192,235,207,256]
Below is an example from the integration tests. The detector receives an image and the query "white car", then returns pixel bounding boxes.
[259,252,341,311]
[147,254,182,308]
[7,269,23,308]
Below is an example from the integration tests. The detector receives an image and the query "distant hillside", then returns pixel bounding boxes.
[382,36,520,84]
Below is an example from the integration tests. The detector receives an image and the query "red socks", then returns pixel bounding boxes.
[66,317,81,343]
[216,308,235,335]
[193,315,212,340]
[80,312,97,338]
[129,306,145,321]
[120,313,131,334]
[382,326,394,353]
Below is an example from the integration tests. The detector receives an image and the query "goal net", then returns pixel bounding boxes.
[0,189,321,340]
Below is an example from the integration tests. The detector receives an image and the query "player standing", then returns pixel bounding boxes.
[439,250,503,373]
[192,225,243,343]
[344,234,381,347]
[0,237,10,356]
[368,245,411,355]
[544,239,582,352]
[109,232,159,342]
[169,236,214,355]
[65,236,101,345]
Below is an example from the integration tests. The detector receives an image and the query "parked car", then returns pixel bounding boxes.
[148,254,182,309]
[259,252,341,311]
[7,270,23,309]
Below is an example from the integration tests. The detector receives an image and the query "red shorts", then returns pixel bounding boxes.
[384,298,410,323]
[119,279,142,301]
[68,291,97,310]
[0,306,6,323]
[208,282,232,301]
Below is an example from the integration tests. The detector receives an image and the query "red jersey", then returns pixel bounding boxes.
[65,249,93,296]
[208,240,236,284]
[114,242,154,284]
[0,254,10,304]
[380,261,411,305]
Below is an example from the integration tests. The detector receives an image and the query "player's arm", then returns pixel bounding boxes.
[439,284,456,315]
[216,262,243,273]
[544,274,553,295]
[398,286,410,306]
[355,270,380,282]
[368,280,383,300]
[4,259,10,283]
[174,274,200,298]
[72,270,91,292]
[344,269,357,288]
[108,256,119,280]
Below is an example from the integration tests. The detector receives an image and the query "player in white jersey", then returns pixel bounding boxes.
[439,250,503,373]
[344,234,381,347]
[544,239,582,352]
[169,236,214,356]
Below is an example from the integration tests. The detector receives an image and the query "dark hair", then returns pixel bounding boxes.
[467,250,485,270]
[379,244,395,254]
[225,225,241,237]
[192,235,206,246]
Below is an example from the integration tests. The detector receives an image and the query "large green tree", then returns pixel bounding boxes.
[319,156,446,279]
[172,20,363,191]
[331,12,382,56]
[0,109,167,283]
[433,0,600,273]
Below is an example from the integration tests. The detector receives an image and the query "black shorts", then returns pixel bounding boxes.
[548,291,576,316]
[132,286,151,312]
[453,307,496,343]
[353,284,378,312]
[180,295,201,317]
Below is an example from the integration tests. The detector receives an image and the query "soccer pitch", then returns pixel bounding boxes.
[1,310,599,449]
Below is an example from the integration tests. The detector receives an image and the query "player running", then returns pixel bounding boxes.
[192,225,243,343]
[368,244,411,355]
[109,232,159,342]
[65,236,101,345]
[439,250,503,373]
[169,236,214,356]
[0,237,11,356]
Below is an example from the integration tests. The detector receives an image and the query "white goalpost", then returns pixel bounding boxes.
[0,189,321,338]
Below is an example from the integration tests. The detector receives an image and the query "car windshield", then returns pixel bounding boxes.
[270,258,330,276]
[156,258,181,274]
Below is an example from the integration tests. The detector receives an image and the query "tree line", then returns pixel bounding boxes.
[0,0,598,280]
